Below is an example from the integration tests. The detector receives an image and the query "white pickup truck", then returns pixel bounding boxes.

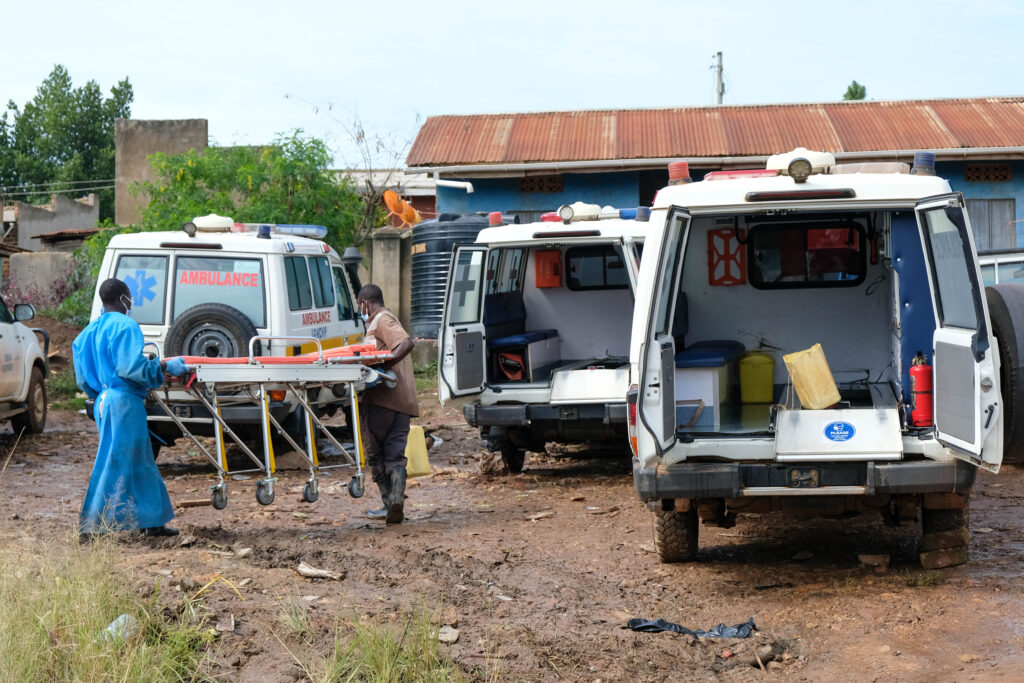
[0,295,48,434]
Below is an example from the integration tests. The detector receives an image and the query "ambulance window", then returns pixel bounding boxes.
[565,245,629,291]
[332,267,356,321]
[173,256,266,327]
[748,223,866,289]
[309,256,335,308]
[997,261,1024,286]
[498,248,526,293]
[285,256,313,311]
[115,254,169,325]
[922,209,979,330]
[449,249,485,325]
[485,249,502,295]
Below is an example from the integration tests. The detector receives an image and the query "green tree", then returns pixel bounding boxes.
[843,80,867,101]
[0,65,132,221]
[139,131,364,253]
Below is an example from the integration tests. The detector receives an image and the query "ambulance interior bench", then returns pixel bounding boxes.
[672,292,745,430]
[483,291,560,383]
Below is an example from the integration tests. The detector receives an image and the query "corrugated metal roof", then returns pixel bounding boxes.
[37,228,101,242]
[406,97,1024,168]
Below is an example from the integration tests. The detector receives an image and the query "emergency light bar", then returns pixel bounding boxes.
[233,223,329,239]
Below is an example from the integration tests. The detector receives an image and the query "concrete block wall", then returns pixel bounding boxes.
[8,252,74,305]
[15,194,99,252]
[115,118,208,225]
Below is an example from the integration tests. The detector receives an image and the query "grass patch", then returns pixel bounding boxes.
[294,607,468,682]
[0,533,214,680]
[52,397,86,412]
[898,570,948,587]
[48,368,80,402]
[415,360,438,393]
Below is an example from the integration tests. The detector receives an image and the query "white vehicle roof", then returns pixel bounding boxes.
[107,230,337,256]
[475,217,649,245]
[653,172,952,211]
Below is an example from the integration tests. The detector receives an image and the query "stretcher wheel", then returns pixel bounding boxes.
[211,487,228,510]
[256,483,275,506]
[303,481,319,503]
[348,477,365,498]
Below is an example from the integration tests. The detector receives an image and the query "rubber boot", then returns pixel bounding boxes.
[386,466,407,524]
[365,477,391,520]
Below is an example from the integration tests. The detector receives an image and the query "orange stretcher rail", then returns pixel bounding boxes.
[167,342,391,367]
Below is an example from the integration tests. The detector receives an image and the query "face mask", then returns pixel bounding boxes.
[120,293,134,318]
[359,303,369,323]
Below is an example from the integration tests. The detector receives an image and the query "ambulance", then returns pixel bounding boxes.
[91,214,364,454]
[629,149,1022,566]
[438,206,648,472]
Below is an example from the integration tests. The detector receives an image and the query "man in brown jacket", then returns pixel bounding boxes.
[357,284,417,523]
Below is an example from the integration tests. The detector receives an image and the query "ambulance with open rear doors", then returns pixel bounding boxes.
[630,149,1022,567]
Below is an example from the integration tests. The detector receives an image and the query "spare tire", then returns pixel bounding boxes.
[165,303,261,359]
[985,284,1024,462]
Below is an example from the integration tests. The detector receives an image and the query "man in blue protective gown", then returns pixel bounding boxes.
[74,278,189,538]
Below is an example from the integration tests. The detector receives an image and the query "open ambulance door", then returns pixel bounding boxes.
[439,245,488,405]
[636,208,691,463]
[915,194,1003,472]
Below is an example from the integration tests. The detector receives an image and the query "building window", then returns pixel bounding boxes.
[965,163,1012,182]
[518,175,563,193]
[966,198,1017,252]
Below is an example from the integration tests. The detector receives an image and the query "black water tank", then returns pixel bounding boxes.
[411,214,489,338]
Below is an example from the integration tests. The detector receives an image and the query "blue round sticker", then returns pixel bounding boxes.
[824,421,856,442]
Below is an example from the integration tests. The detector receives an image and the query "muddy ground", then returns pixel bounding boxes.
[3,378,1024,681]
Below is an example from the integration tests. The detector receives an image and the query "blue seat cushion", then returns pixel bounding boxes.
[490,329,559,350]
[674,340,745,368]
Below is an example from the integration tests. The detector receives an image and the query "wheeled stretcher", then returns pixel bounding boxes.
[148,337,393,509]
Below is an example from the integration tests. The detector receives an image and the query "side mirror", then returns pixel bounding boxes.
[13,303,35,322]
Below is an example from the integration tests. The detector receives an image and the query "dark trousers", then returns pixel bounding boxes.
[360,403,410,483]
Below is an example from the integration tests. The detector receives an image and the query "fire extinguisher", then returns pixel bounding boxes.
[910,351,934,427]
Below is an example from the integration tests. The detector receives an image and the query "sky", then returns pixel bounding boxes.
[3,0,1022,168]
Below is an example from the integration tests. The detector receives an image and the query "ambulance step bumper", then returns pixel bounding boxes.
[633,459,978,501]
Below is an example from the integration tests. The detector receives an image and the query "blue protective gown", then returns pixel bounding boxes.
[73,312,173,533]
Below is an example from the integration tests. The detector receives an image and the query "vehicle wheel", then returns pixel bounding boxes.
[255,483,275,506]
[498,442,526,473]
[12,367,46,434]
[165,303,261,359]
[211,487,228,510]
[985,285,1024,461]
[303,480,319,503]
[348,476,365,498]
[653,506,698,563]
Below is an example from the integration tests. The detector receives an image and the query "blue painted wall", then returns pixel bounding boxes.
[437,161,1024,246]
[938,161,1024,246]
[436,171,642,216]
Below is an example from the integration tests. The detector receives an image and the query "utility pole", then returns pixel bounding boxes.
[714,51,724,105]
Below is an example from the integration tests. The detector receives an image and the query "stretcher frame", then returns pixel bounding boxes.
[148,337,393,509]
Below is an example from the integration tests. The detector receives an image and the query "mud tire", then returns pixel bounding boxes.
[12,367,46,435]
[165,303,260,359]
[985,285,1024,462]
[653,506,698,563]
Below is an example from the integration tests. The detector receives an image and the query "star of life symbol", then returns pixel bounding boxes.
[123,270,158,307]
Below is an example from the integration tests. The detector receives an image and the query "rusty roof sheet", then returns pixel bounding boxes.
[37,228,101,242]
[407,97,1024,167]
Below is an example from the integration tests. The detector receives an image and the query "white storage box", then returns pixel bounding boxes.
[674,361,735,430]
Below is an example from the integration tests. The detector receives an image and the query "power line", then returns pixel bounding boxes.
[0,177,115,192]
[0,184,114,198]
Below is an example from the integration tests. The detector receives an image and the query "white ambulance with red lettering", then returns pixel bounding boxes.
[90,213,364,455]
